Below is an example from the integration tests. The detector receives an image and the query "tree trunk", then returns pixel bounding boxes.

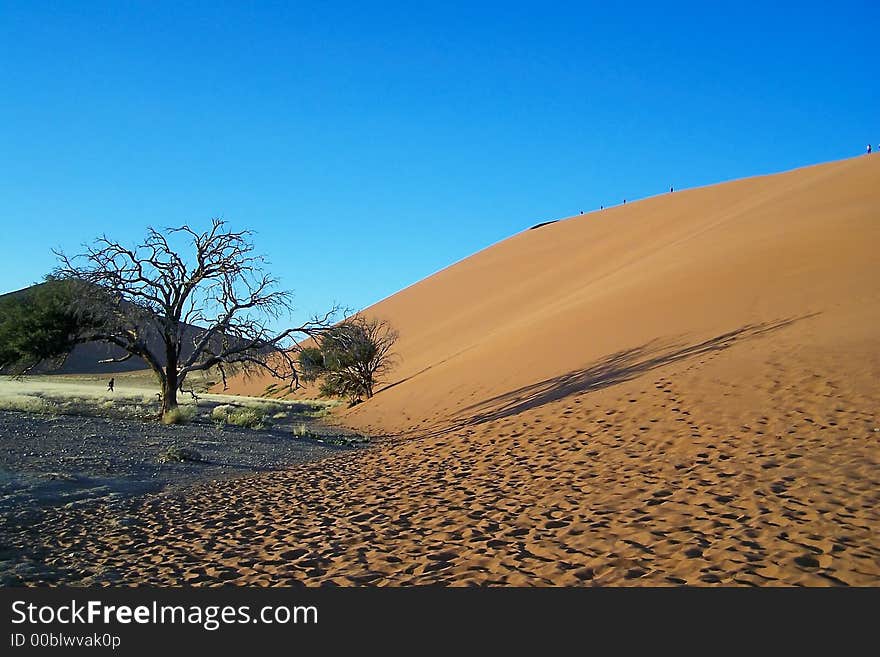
[162,376,178,415]
[162,346,179,415]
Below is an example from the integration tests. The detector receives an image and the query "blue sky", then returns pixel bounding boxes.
[1,1,877,325]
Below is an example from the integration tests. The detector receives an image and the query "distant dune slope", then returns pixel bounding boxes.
[222,156,879,436]
[0,286,218,376]
[0,284,150,374]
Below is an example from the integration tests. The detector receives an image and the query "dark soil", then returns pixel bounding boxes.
[0,410,359,515]
[0,409,369,584]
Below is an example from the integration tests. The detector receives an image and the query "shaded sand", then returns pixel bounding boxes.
[11,156,878,585]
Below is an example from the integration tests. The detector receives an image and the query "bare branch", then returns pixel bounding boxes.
[52,219,339,416]
[97,352,134,364]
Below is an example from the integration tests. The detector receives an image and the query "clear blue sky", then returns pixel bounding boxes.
[1,1,877,325]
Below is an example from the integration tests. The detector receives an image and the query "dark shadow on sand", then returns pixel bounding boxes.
[449,316,814,429]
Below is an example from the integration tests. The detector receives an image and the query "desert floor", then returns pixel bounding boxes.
[0,376,363,585]
[4,328,878,586]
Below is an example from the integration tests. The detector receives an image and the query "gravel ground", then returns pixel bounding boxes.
[0,410,359,515]
[0,409,368,584]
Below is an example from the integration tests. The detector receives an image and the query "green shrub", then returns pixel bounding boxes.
[292,423,368,446]
[227,407,266,429]
[303,317,399,401]
[211,404,268,428]
[298,347,326,383]
[211,404,233,423]
[158,445,203,463]
[305,400,341,418]
[260,402,285,415]
[161,406,196,425]
[0,278,99,373]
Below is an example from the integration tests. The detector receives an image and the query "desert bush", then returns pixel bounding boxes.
[300,316,398,402]
[158,445,203,463]
[211,404,233,423]
[58,401,88,415]
[115,403,150,420]
[0,390,168,421]
[292,423,368,446]
[304,400,341,418]
[128,404,149,418]
[227,407,266,429]
[259,402,285,415]
[161,406,196,425]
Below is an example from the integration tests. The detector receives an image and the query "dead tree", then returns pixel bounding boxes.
[54,219,337,417]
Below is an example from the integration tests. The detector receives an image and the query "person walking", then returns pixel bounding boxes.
[107,377,114,393]
[868,144,873,155]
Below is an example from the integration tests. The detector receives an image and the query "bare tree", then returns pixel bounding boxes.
[54,219,337,416]
[300,315,399,402]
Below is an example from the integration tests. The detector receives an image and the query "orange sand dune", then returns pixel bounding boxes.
[26,156,877,586]
[225,156,879,439]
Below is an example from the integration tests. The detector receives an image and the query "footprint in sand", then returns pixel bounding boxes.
[794,554,820,569]
[545,519,569,530]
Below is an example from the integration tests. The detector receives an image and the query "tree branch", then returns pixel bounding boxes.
[97,352,134,364]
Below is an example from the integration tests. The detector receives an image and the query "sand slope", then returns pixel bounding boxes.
[227,156,879,437]
[29,156,877,586]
